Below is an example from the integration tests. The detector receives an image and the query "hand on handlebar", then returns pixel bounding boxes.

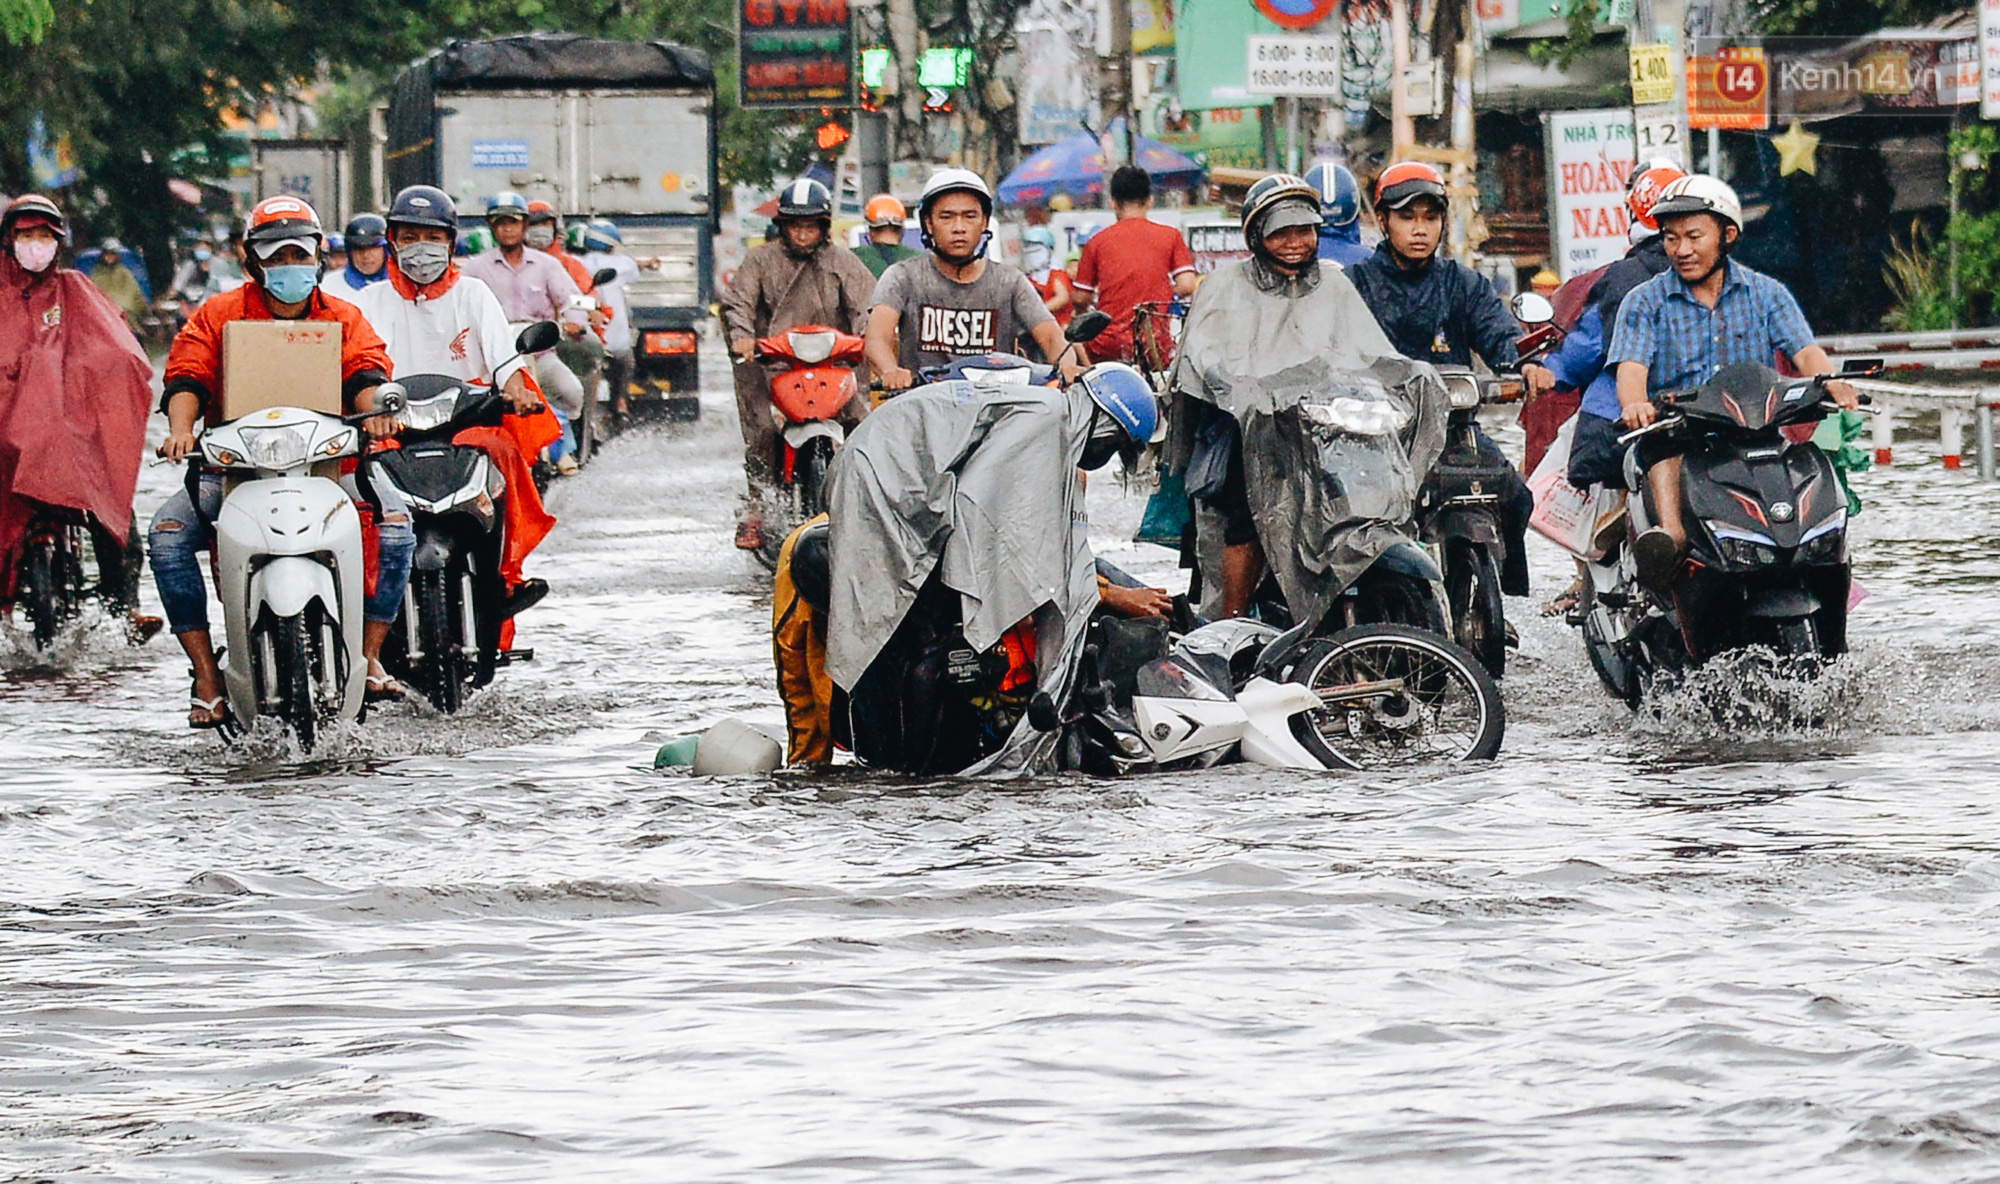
[731,336,756,365]
[878,365,915,393]
[1058,346,1088,386]
[1620,398,1658,431]
[362,415,401,441]
[1823,378,1861,411]
[160,431,198,462]
[1521,362,1555,397]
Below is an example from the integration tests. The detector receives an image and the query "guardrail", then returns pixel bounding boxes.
[1821,329,2000,374]
[1847,378,2000,478]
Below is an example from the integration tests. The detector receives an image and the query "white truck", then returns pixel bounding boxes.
[384,32,716,419]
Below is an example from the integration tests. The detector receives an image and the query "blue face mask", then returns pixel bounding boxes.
[262,264,318,305]
[193,247,213,262]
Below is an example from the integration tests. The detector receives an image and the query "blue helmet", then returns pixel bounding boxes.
[324,231,346,253]
[583,218,623,252]
[1302,161,1362,228]
[1078,362,1159,470]
[486,190,531,221]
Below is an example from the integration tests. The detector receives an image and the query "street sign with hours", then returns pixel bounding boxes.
[1245,35,1344,97]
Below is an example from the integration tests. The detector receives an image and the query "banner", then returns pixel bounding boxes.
[1688,44,1770,129]
[1175,0,1279,110]
[1546,108,1637,281]
[1020,22,1095,144]
[738,0,855,108]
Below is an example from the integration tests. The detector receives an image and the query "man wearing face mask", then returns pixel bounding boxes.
[153,195,414,727]
[461,192,590,474]
[351,185,560,624]
[0,194,160,643]
[321,213,389,300]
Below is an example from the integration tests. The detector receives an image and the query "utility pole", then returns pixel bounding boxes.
[1390,0,1414,154]
[1102,0,1135,167]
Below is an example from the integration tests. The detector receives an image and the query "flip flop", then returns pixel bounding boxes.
[188,694,232,730]
[365,673,406,703]
[127,615,165,646]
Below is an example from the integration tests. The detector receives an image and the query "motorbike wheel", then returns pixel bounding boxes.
[270,612,317,753]
[19,541,61,649]
[414,571,464,715]
[1287,623,1505,769]
[1445,541,1507,680]
[796,437,835,519]
[1578,577,1644,710]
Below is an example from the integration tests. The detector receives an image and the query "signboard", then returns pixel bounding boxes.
[1983,0,2000,119]
[470,139,530,169]
[1019,23,1093,144]
[1629,43,1674,105]
[1633,107,1688,168]
[1176,0,1280,109]
[1186,220,1250,273]
[1253,0,1339,31]
[1245,35,1343,96]
[1943,37,1980,107]
[1546,108,1638,281]
[739,0,855,108]
[1688,45,1770,130]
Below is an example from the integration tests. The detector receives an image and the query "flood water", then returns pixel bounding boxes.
[8,353,2000,1181]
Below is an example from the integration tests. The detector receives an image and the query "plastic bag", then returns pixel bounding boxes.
[1527,415,1623,560]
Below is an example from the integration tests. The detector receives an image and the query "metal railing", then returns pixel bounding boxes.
[1846,378,2000,479]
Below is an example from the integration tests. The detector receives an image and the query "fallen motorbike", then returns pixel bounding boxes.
[746,322,866,569]
[197,388,408,750]
[374,321,560,713]
[1578,362,1862,706]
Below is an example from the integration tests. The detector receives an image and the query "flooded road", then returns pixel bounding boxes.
[8,354,2000,1181]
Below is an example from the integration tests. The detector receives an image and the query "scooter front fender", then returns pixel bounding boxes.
[1235,678,1334,769]
[254,555,338,620]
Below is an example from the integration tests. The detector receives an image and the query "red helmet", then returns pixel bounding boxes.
[1626,161,1688,232]
[526,198,559,223]
[2,193,65,241]
[245,195,323,260]
[1374,161,1447,211]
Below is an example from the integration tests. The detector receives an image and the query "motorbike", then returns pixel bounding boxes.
[197,388,408,750]
[11,503,89,649]
[1416,366,1514,679]
[374,322,560,714]
[746,322,867,569]
[1577,363,1863,706]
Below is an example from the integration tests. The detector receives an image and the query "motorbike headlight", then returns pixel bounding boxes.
[319,429,356,458]
[1712,525,1781,568]
[400,391,460,432]
[1798,512,1847,564]
[1301,396,1409,436]
[1442,376,1482,410]
[786,329,837,365]
[237,425,310,470]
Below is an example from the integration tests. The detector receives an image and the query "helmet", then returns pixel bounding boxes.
[1375,161,1448,211]
[1651,174,1742,233]
[343,212,388,248]
[244,194,324,260]
[1626,160,1686,231]
[325,232,346,254]
[387,185,457,232]
[1241,173,1322,248]
[565,222,588,252]
[1302,161,1362,227]
[1077,362,1159,470]
[457,226,493,257]
[918,168,993,220]
[2,193,66,241]
[864,194,907,228]
[485,191,531,222]
[526,198,559,224]
[1023,225,1057,251]
[583,218,623,253]
[775,178,832,220]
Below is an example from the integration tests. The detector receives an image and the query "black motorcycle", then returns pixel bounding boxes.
[375,322,560,712]
[13,502,89,649]
[1581,362,1862,704]
[1417,366,1513,678]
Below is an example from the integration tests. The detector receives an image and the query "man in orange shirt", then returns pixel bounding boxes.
[152,195,413,727]
[1072,166,1198,365]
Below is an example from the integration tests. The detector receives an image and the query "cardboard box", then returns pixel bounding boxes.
[220,320,343,421]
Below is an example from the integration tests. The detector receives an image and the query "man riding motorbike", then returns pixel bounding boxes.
[460,192,590,474]
[320,213,389,300]
[1602,174,1858,591]
[853,194,920,279]
[1170,173,1448,624]
[1302,161,1371,269]
[0,194,160,643]
[350,185,559,623]
[1347,161,1546,600]
[153,195,414,727]
[720,177,876,550]
[821,361,1160,775]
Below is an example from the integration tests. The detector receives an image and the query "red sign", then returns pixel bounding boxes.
[1690,46,1771,129]
[1253,0,1339,31]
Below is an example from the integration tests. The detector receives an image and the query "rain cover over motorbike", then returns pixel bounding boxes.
[824,381,1099,775]
[1169,260,1450,630]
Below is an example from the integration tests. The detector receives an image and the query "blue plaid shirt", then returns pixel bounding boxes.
[1606,261,1815,396]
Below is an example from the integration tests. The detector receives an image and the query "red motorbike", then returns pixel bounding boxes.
[750,323,865,567]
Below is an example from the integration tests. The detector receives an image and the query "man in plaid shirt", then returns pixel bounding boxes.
[1604,174,1857,590]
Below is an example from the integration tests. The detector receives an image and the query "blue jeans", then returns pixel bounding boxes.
[149,470,416,635]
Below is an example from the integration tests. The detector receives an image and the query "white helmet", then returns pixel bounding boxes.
[1651,174,1742,233]
[918,167,994,219]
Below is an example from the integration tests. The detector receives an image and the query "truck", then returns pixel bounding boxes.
[384,32,716,420]
[252,140,350,228]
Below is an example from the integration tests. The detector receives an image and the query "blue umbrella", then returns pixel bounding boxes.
[997,118,1206,207]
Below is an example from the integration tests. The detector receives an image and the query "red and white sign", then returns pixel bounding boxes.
[1547,109,1638,281]
[1982,0,2000,119]
[1689,46,1771,130]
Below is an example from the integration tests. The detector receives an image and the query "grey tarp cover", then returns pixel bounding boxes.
[432,33,713,89]
[826,381,1099,776]
[1169,259,1448,630]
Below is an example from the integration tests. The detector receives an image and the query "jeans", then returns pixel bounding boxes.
[149,470,416,636]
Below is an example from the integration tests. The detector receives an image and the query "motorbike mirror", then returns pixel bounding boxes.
[1510,292,1555,325]
[1066,309,1112,344]
[372,383,407,417]
[591,266,619,289]
[515,320,561,355]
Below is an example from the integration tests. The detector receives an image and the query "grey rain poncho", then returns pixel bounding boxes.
[1169,258,1449,631]
[825,380,1100,775]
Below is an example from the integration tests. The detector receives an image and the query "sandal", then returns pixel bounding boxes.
[189,694,232,730]
[1541,581,1581,618]
[365,672,406,703]
[127,614,164,647]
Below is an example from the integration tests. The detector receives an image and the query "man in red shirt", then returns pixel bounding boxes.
[1072,165,1198,365]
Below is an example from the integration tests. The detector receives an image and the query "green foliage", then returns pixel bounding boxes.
[1883,127,2000,330]
[1756,0,1964,37]
[0,0,53,45]
[1526,0,1604,72]
[1881,220,1954,332]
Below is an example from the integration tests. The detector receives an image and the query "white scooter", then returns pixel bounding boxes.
[200,389,406,750]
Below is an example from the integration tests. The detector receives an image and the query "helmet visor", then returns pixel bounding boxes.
[1261,203,1324,234]
[250,235,318,260]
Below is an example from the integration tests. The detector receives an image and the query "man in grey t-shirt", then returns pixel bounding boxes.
[865,168,1082,391]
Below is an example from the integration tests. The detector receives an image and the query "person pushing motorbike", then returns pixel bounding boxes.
[0,194,160,643]
[153,195,415,727]
[1347,161,1545,600]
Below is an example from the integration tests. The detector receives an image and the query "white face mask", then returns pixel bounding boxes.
[525,225,556,250]
[13,239,57,273]
[397,241,451,286]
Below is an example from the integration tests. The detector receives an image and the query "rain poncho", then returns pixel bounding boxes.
[1170,258,1448,631]
[825,380,1099,775]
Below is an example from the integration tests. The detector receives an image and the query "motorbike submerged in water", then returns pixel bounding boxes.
[1578,362,1864,706]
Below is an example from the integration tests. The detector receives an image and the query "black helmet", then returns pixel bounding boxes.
[387,185,458,233]
[774,178,833,221]
[1240,173,1322,250]
[343,212,388,248]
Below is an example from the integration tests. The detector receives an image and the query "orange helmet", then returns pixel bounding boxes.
[244,195,323,259]
[864,194,906,228]
[1374,161,1447,211]
[1626,160,1688,232]
[526,198,559,223]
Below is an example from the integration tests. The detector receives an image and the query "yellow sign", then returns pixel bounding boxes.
[1629,44,1674,106]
